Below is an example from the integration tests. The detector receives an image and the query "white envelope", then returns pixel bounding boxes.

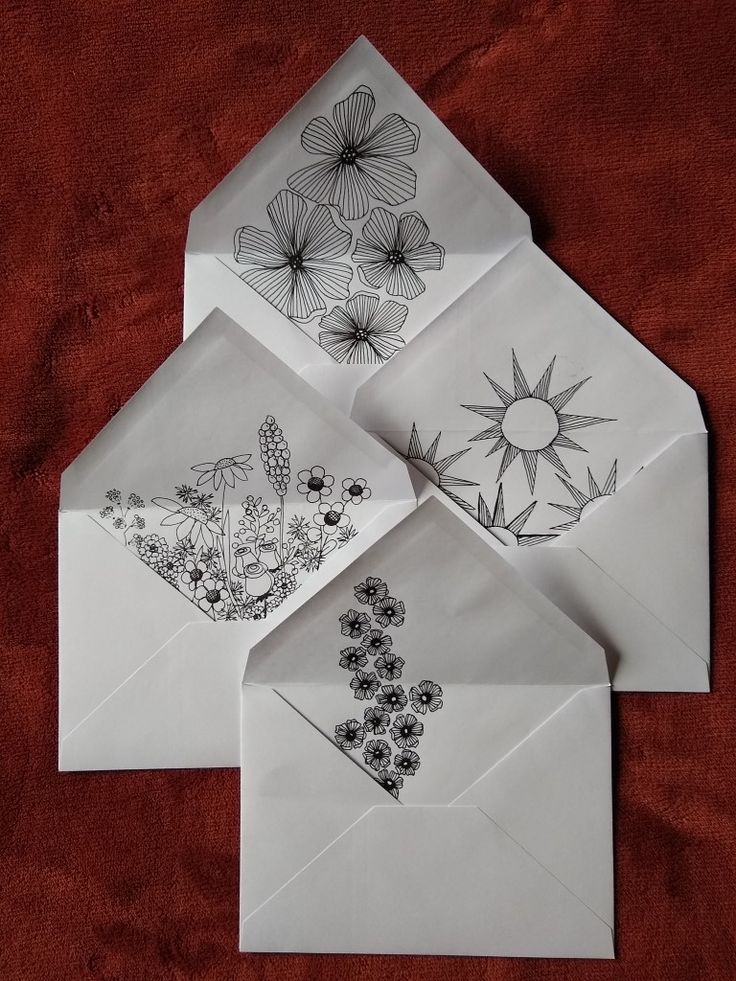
[353,239,709,692]
[240,497,613,957]
[58,310,415,770]
[184,36,530,410]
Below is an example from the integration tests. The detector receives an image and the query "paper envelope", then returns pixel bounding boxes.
[240,497,613,957]
[58,310,415,770]
[184,36,530,409]
[353,239,709,692]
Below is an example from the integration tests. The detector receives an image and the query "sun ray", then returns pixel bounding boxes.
[548,377,590,412]
[497,442,521,478]
[405,425,479,498]
[538,444,571,478]
[424,431,441,465]
[521,450,538,493]
[531,357,556,400]
[512,350,532,398]
[477,486,556,546]
[550,461,618,532]
[557,412,612,433]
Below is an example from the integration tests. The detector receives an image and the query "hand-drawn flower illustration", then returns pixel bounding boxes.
[153,549,184,584]
[394,749,421,776]
[136,534,168,566]
[360,629,392,657]
[297,465,334,503]
[352,208,444,300]
[314,501,350,533]
[196,575,229,617]
[339,646,369,672]
[350,669,380,701]
[363,705,391,734]
[288,85,419,221]
[190,454,253,491]
[339,608,371,638]
[409,680,444,714]
[376,684,408,713]
[180,559,208,593]
[318,292,407,364]
[272,568,298,600]
[153,498,223,548]
[334,718,365,751]
[363,739,392,772]
[376,769,404,799]
[341,476,372,505]
[390,713,424,749]
[234,189,353,321]
[354,577,388,606]
[258,416,291,498]
[374,651,405,681]
[372,595,406,628]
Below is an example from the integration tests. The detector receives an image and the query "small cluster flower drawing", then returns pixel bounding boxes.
[332,576,444,799]
[405,351,618,543]
[99,416,371,622]
[233,85,445,365]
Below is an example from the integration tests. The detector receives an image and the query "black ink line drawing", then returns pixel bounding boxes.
[318,292,407,364]
[287,85,420,222]
[549,461,618,532]
[332,575,444,799]
[462,352,614,493]
[405,423,478,513]
[352,207,445,299]
[477,485,557,547]
[99,418,371,623]
[233,188,353,321]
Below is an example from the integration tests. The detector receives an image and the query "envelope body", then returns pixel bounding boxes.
[240,498,614,957]
[58,311,415,770]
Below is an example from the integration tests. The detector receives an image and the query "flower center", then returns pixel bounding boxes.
[421,693,430,703]
[388,249,404,266]
[307,476,324,491]
[324,510,340,526]
[354,327,368,341]
[348,483,363,496]
[190,569,203,582]
[340,145,359,165]
[206,589,221,604]
[215,457,234,468]
[289,253,304,270]
[182,506,207,520]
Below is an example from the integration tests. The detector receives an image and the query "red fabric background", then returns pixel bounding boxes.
[1,1,734,978]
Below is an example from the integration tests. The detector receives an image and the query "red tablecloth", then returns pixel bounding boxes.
[2,2,734,978]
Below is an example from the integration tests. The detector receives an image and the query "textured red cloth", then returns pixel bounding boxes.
[1,2,735,978]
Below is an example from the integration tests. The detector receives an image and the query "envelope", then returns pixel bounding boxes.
[184,36,530,410]
[240,496,613,957]
[58,310,416,770]
[352,239,709,692]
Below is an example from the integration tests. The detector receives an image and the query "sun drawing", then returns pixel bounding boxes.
[550,461,617,532]
[477,485,556,546]
[406,424,478,511]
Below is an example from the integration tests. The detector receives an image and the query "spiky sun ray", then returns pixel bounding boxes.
[406,424,479,517]
[477,485,557,546]
[550,461,618,532]
[461,351,614,493]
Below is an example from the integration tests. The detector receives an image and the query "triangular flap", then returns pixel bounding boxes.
[455,684,613,926]
[247,496,607,688]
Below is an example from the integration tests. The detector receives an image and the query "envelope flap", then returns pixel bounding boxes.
[559,433,709,659]
[246,497,607,688]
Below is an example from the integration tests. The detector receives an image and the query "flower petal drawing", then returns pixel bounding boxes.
[352,208,444,300]
[363,739,392,771]
[318,292,407,365]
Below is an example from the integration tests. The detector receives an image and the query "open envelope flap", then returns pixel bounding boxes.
[556,433,709,665]
[246,497,607,688]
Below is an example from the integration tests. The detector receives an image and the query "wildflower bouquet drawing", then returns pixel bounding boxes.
[331,575,444,799]
[99,415,371,623]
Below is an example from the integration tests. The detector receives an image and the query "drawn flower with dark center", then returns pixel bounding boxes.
[390,713,424,749]
[318,293,407,364]
[181,559,208,592]
[314,501,349,533]
[376,769,403,799]
[363,705,391,734]
[354,578,388,607]
[350,669,379,701]
[297,465,334,503]
[376,684,407,713]
[341,476,372,505]
[196,575,229,616]
[339,608,371,638]
[234,189,353,321]
[374,651,405,681]
[361,629,392,656]
[334,718,365,751]
[394,749,421,776]
[372,595,406,628]
[352,208,444,300]
[190,454,253,491]
[137,534,167,566]
[339,646,368,672]
[363,739,392,772]
[153,498,223,548]
[154,550,184,584]
[288,85,419,221]
[409,680,444,715]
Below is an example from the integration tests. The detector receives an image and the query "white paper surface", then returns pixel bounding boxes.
[353,240,709,692]
[240,497,613,957]
[58,310,416,770]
